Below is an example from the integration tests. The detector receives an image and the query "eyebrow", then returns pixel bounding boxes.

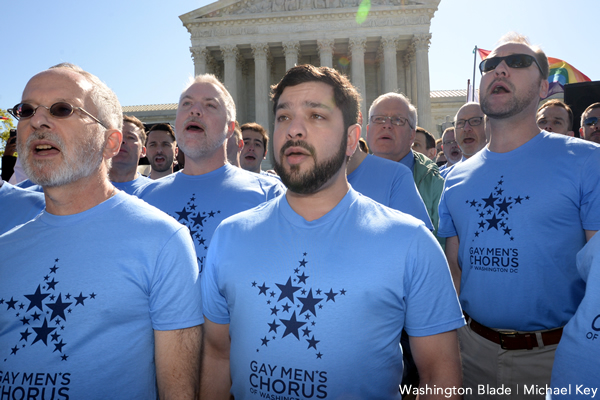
[276,100,334,112]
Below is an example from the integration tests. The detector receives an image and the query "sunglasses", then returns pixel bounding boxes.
[8,102,107,129]
[479,54,543,75]
[583,117,599,127]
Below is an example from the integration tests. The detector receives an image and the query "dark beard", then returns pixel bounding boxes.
[481,79,540,120]
[274,135,347,195]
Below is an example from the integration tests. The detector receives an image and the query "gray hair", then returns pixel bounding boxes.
[181,74,236,123]
[49,63,123,131]
[368,92,417,129]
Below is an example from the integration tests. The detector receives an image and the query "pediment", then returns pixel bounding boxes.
[180,0,438,21]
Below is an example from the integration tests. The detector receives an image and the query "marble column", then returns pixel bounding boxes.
[283,41,301,71]
[349,37,367,128]
[413,33,433,133]
[190,46,209,76]
[237,52,247,123]
[251,43,270,132]
[221,44,239,106]
[403,52,412,100]
[409,46,418,106]
[317,39,334,68]
[381,36,398,93]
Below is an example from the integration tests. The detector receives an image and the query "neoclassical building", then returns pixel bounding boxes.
[125,0,467,139]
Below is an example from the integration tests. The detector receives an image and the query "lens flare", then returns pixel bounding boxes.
[356,0,371,25]
[338,57,350,67]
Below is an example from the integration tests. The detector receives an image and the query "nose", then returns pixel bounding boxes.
[494,60,509,76]
[545,125,553,132]
[189,103,203,116]
[28,106,52,130]
[285,117,306,140]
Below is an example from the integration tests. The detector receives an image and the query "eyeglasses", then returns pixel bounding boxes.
[455,116,484,129]
[8,102,107,129]
[479,54,543,75]
[370,115,413,128]
[583,117,599,127]
[443,140,458,146]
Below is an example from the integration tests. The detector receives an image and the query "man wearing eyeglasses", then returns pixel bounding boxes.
[579,102,600,144]
[366,92,445,249]
[438,33,600,398]
[0,64,203,398]
[454,103,487,160]
[439,127,463,176]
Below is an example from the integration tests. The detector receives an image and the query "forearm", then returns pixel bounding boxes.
[201,350,232,399]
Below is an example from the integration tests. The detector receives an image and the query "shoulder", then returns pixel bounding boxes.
[351,191,426,230]
[113,192,184,232]
[224,165,286,195]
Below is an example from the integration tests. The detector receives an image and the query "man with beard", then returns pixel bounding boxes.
[579,102,600,144]
[146,123,178,179]
[109,115,151,193]
[0,64,202,398]
[438,33,600,398]
[439,127,462,177]
[134,74,284,273]
[201,65,464,399]
[454,103,487,160]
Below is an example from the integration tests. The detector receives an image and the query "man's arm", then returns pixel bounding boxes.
[586,230,597,242]
[445,235,461,296]
[201,318,232,400]
[410,331,462,400]
[155,325,202,400]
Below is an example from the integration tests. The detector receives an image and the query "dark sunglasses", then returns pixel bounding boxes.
[479,54,543,75]
[584,117,599,127]
[8,102,107,129]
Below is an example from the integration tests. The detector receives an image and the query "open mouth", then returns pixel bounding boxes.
[154,156,166,163]
[245,154,256,161]
[33,143,60,156]
[184,120,206,133]
[491,82,510,94]
[462,138,475,145]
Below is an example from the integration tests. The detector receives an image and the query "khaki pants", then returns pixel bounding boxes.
[459,323,557,400]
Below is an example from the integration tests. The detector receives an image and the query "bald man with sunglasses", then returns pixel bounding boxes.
[438,33,600,398]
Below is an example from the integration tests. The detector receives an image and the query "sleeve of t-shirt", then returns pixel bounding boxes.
[150,226,204,330]
[389,171,434,231]
[437,185,457,238]
[201,227,231,324]
[579,149,600,231]
[402,226,464,337]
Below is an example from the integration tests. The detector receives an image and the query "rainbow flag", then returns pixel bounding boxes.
[477,48,590,99]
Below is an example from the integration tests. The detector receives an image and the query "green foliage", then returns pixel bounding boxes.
[0,109,16,157]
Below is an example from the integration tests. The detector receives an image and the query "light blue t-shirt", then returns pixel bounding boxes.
[0,191,202,398]
[549,232,600,397]
[348,154,432,229]
[135,164,285,272]
[439,132,600,331]
[0,181,45,235]
[203,188,464,399]
[111,173,152,195]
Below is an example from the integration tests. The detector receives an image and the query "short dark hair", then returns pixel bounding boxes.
[416,127,436,150]
[146,123,175,144]
[123,115,146,144]
[538,100,574,130]
[581,102,600,126]
[358,137,369,153]
[270,64,361,133]
[240,122,268,149]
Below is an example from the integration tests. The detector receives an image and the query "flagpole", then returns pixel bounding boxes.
[472,46,477,102]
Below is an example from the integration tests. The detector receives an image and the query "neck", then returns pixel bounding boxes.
[182,148,227,176]
[346,148,367,175]
[150,167,173,180]
[487,114,541,153]
[285,166,349,222]
[109,166,138,183]
[44,168,116,216]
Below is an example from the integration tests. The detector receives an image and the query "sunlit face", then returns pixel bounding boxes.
[16,69,106,187]
[536,106,572,136]
[111,121,145,170]
[455,104,486,156]
[240,129,266,173]
[442,129,462,164]
[175,82,230,161]
[273,81,350,194]
[146,130,177,173]
[480,43,547,120]
[580,108,600,144]
[366,97,415,162]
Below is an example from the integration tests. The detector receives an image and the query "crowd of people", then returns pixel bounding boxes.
[1,31,600,399]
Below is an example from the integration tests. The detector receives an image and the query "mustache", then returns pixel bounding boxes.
[18,130,65,153]
[279,140,316,158]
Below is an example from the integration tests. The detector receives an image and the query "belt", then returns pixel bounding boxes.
[464,313,563,350]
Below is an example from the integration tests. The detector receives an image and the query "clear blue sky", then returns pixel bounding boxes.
[2,0,596,112]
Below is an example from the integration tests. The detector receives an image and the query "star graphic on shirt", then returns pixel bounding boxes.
[257,283,269,296]
[514,195,523,204]
[276,277,302,303]
[11,346,19,355]
[192,213,206,227]
[497,198,513,214]
[324,289,338,302]
[32,318,56,346]
[208,211,216,218]
[175,206,192,222]
[74,292,88,306]
[469,200,478,207]
[298,289,323,317]
[20,328,32,342]
[486,214,501,230]
[20,316,30,325]
[316,352,323,359]
[298,259,308,267]
[46,294,72,322]
[49,265,58,274]
[24,285,50,312]
[6,297,18,310]
[46,278,59,291]
[51,332,60,342]
[340,289,347,295]
[270,306,279,315]
[53,340,66,353]
[482,193,498,209]
[61,354,68,361]
[280,312,306,340]
[302,327,312,337]
[296,272,309,284]
[89,293,97,299]
[503,227,512,236]
[282,303,291,312]
[268,319,281,333]
[307,335,320,350]
[261,336,270,346]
